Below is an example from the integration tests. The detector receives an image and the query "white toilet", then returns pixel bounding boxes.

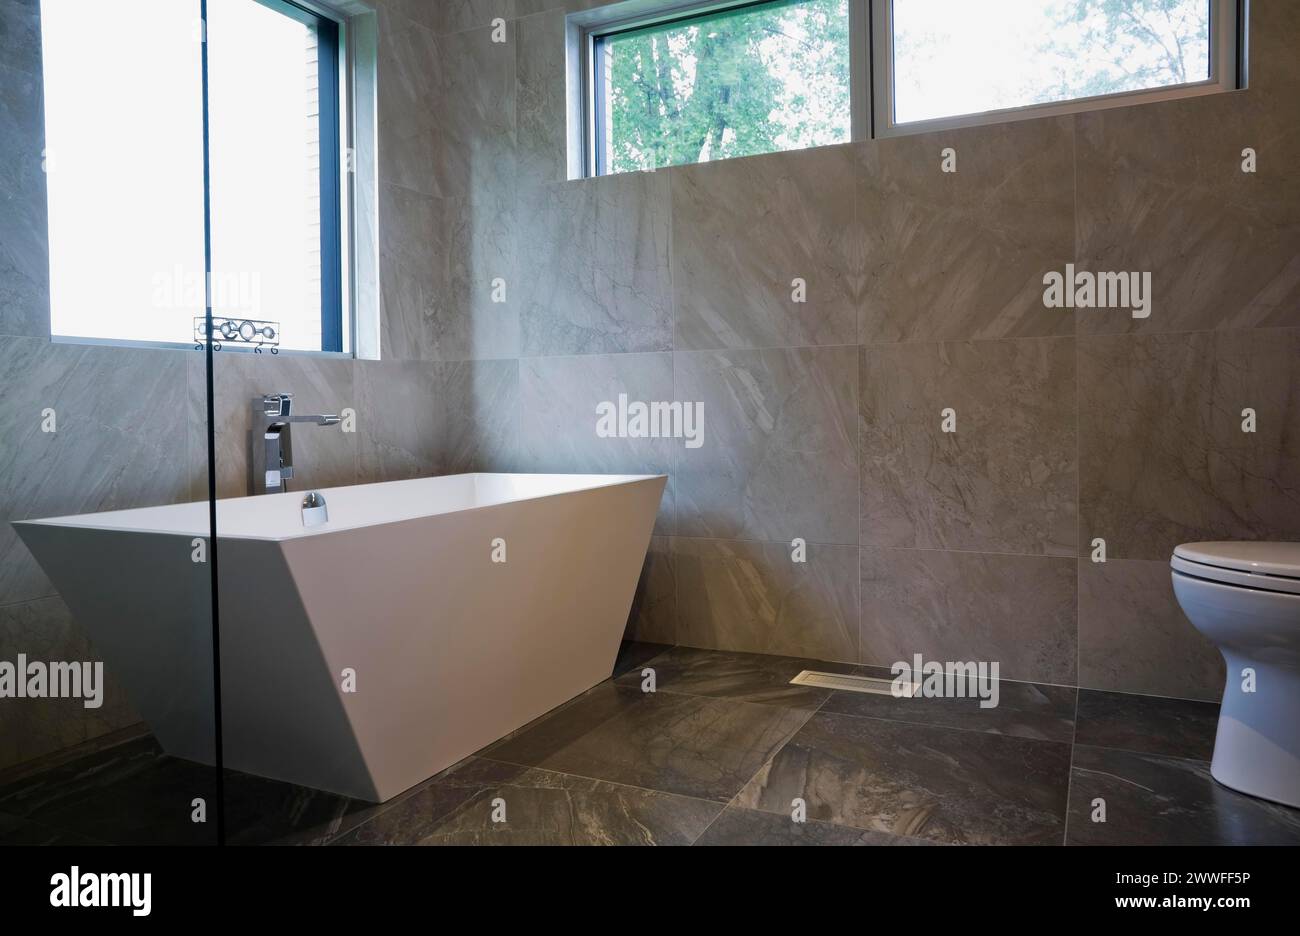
[1171,542,1300,809]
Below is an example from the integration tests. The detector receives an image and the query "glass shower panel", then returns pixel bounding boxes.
[205,0,364,843]
[0,0,220,845]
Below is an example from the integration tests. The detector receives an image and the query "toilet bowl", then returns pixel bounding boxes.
[1170,542,1300,809]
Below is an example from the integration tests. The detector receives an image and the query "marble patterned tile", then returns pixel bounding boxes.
[389,0,509,36]
[517,351,674,530]
[613,645,858,710]
[355,358,518,481]
[0,61,48,338]
[671,144,859,351]
[429,25,516,205]
[483,683,813,802]
[0,598,141,772]
[1066,744,1300,846]
[515,9,567,190]
[1248,0,1300,99]
[860,547,1078,686]
[186,351,357,500]
[1078,558,1225,702]
[0,815,107,846]
[1075,689,1219,761]
[378,181,441,361]
[859,337,1077,555]
[590,170,674,353]
[694,806,939,846]
[624,536,676,645]
[376,9,440,198]
[431,194,521,361]
[855,116,1075,343]
[674,346,858,545]
[734,711,1071,845]
[516,182,599,356]
[1078,329,1300,560]
[822,669,1077,743]
[0,338,191,605]
[336,758,721,845]
[1075,91,1300,336]
[672,538,859,663]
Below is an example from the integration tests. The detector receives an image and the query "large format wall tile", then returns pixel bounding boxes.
[672,144,859,350]
[674,346,858,545]
[624,536,675,646]
[1078,558,1224,702]
[0,0,42,75]
[0,62,49,338]
[518,351,674,530]
[0,338,190,605]
[1075,91,1300,335]
[860,547,1077,685]
[0,598,140,772]
[432,194,520,361]
[517,174,672,356]
[515,9,567,190]
[356,358,518,480]
[386,0,510,36]
[856,116,1075,343]
[673,537,859,664]
[1079,329,1300,560]
[860,338,1076,555]
[378,182,440,361]
[430,25,517,204]
[376,10,440,198]
[186,352,358,500]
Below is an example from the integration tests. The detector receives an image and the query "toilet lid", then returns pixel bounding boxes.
[1172,542,1300,595]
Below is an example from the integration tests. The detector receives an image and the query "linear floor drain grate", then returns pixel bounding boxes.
[790,670,917,697]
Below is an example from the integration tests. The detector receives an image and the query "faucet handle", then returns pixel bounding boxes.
[260,393,293,417]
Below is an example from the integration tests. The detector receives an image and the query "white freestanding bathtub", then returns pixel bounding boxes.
[15,473,666,802]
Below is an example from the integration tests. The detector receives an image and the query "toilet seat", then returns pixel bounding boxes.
[1171,542,1300,596]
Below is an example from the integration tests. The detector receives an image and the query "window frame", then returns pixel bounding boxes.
[571,0,1243,178]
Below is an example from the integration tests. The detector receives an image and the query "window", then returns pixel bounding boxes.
[575,0,1240,175]
[588,0,853,175]
[882,0,1225,130]
[41,0,346,353]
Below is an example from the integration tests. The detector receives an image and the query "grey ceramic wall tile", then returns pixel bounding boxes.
[185,352,358,501]
[355,358,518,481]
[1249,0,1300,99]
[430,25,517,204]
[388,0,510,36]
[672,144,859,350]
[0,338,190,605]
[0,598,140,772]
[376,10,440,198]
[860,338,1077,555]
[674,346,858,545]
[1075,91,1300,335]
[590,170,674,353]
[624,535,676,645]
[856,116,1075,343]
[1079,329,1300,560]
[517,351,674,530]
[1078,558,1224,702]
[673,538,859,664]
[859,547,1077,685]
[0,63,49,338]
[515,9,567,190]
[431,195,521,360]
[516,182,599,355]
[378,182,441,361]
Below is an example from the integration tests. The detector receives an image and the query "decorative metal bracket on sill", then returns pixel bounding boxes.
[194,316,281,353]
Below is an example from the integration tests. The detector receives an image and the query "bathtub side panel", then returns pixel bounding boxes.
[282,476,665,801]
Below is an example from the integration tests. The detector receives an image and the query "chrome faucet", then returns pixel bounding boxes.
[250,393,341,495]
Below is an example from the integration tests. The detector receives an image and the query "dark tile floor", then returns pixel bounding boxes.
[2,643,1298,846]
